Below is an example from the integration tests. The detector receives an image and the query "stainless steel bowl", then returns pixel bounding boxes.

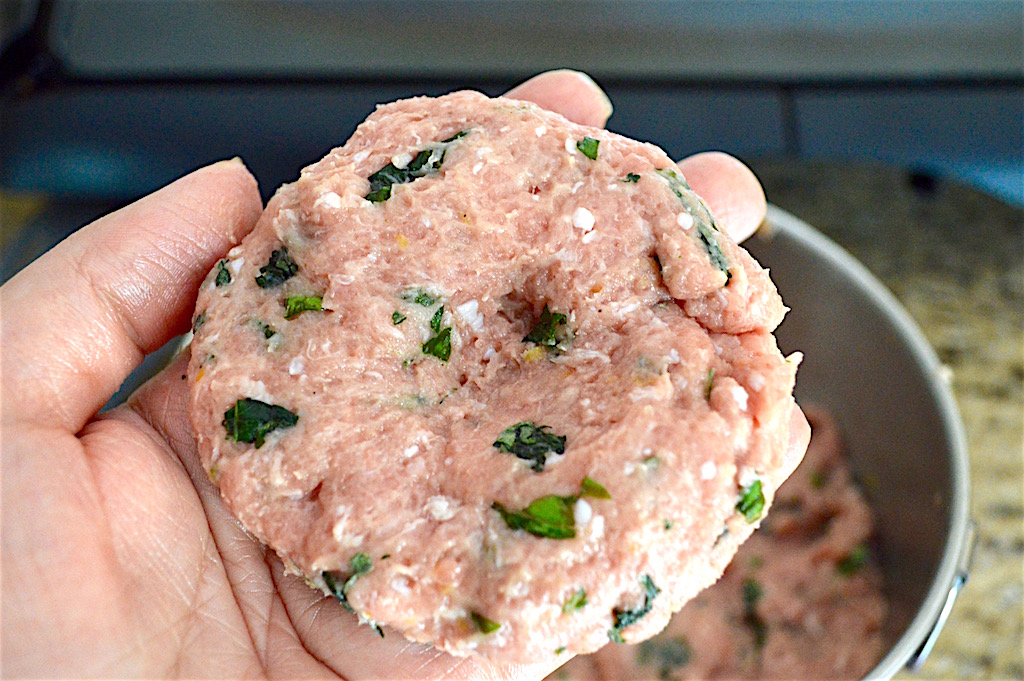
[746,206,974,679]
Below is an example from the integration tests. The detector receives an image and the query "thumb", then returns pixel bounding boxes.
[1,159,262,433]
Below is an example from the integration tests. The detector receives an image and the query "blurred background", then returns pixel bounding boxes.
[2,1,1021,213]
[1,2,1021,679]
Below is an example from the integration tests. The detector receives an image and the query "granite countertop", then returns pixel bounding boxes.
[751,159,1024,680]
[2,160,1021,678]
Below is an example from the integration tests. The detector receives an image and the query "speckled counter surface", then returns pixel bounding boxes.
[750,160,1023,681]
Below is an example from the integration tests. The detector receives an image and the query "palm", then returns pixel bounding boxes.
[7,345,540,678]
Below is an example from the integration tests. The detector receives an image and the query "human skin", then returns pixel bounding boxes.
[0,70,808,679]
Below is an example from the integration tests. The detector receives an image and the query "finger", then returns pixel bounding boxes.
[676,152,767,244]
[505,69,613,127]
[787,403,812,474]
[1,159,261,433]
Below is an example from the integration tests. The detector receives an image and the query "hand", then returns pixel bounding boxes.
[1,70,806,679]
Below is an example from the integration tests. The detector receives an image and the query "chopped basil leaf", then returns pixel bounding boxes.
[637,636,693,678]
[492,477,608,539]
[493,494,576,539]
[323,553,373,613]
[422,326,452,362]
[366,132,467,202]
[563,588,587,613]
[654,167,731,282]
[493,421,567,472]
[697,222,732,282]
[655,167,689,198]
[470,611,501,634]
[192,311,207,333]
[580,476,611,499]
[350,552,372,578]
[609,575,660,643]
[256,248,298,288]
[430,305,444,333]
[837,545,869,576]
[736,479,765,523]
[576,136,600,160]
[392,310,407,325]
[215,259,232,286]
[285,295,322,319]
[222,398,298,448]
[524,305,572,350]
[622,173,641,183]
[742,578,767,648]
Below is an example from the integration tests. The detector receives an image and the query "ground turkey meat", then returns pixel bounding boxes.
[551,406,886,679]
[188,90,802,662]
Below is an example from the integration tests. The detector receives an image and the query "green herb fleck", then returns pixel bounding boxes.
[192,311,207,333]
[285,295,323,319]
[366,132,468,202]
[350,552,372,578]
[524,305,572,350]
[810,469,828,489]
[576,136,600,160]
[222,398,298,448]
[622,173,641,183]
[742,578,767,648]
[609,575,660,643]
[555,646,567,655]
[749,555,764,569]
[637,636,693,679]
[422,326,452,362]
[470,611,501,634]
[256,248,298,288]
[257,321,277,339]
[704,368,716,400]
[493,421,567,472]
[663,519,674,531]
[392,310,407,325]
[405,290,437,307]
[215,259,232,286]
[430,305,444,333]
[737,479,764,523]
[493,494,577,539]
[837,545,869,576]
[563,588,588,613]
[580,476,611,499]
[323,553,373,612]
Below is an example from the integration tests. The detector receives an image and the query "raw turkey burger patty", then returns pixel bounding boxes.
[188,91,801,662]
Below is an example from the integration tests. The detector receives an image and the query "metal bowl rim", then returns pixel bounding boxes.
[763,205,972,680]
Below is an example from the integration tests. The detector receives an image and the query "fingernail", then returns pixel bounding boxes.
[562,69,614,119]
